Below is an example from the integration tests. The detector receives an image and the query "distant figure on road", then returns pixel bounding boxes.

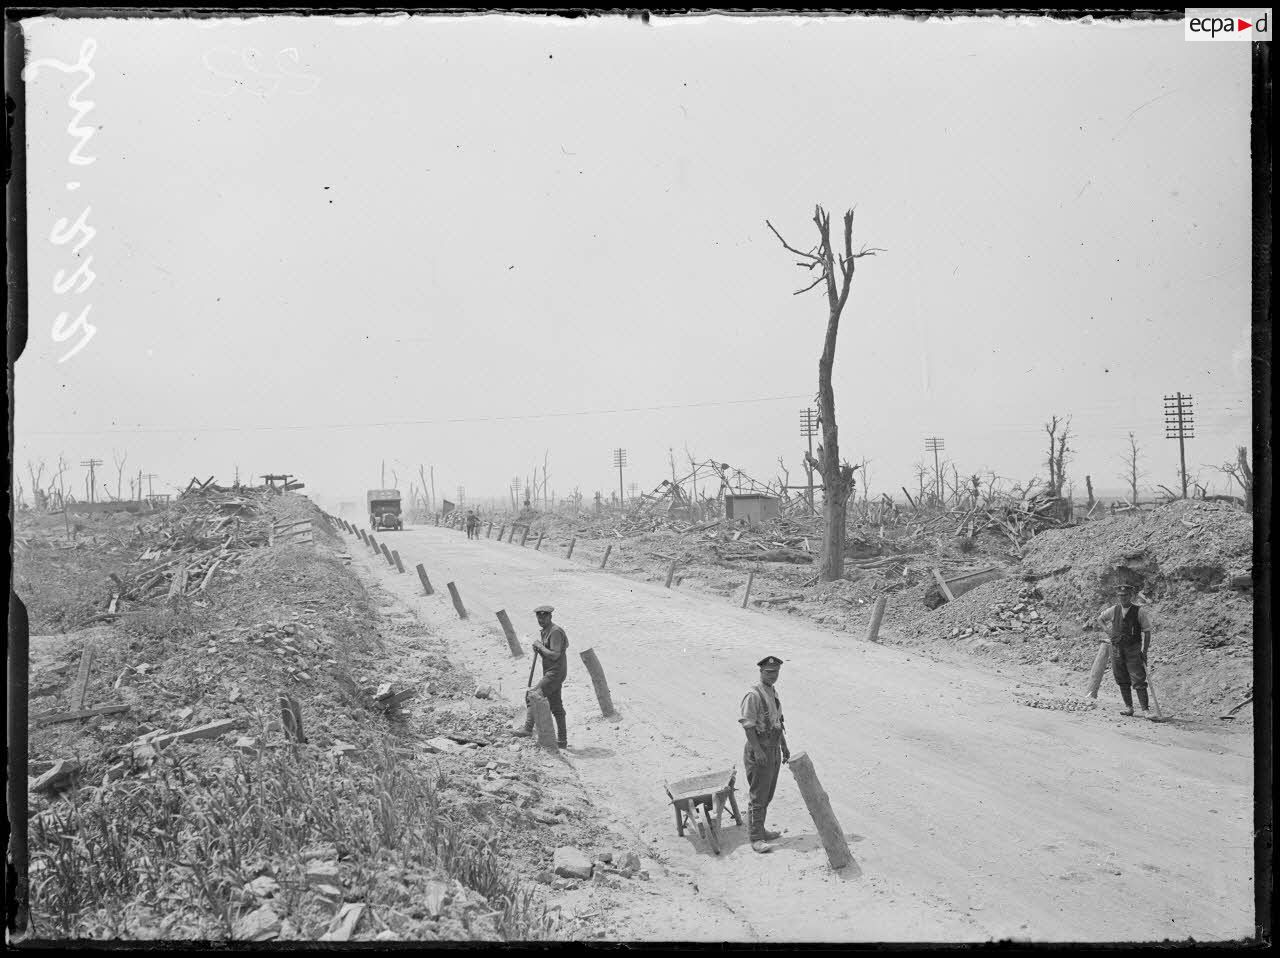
[1098,582,1155,718]
[739,655,790,853]
[465,509,478,539]
[513,604,569,748]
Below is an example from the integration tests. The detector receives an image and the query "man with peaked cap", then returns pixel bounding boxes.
[1097,582,1156,718]
[512,605,570,747]
[739,655,790,853]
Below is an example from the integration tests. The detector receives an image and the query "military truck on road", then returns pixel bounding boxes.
[367,489,403,531]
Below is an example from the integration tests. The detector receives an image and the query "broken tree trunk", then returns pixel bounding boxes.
[415,563,435,595]
[446,582,468,619]
[600,543,613,568]
[579,648,617,718]
[527,691,559,750]
[787,752,854,870]
[866,596,887,642]
[567,536,577,559]
[1086,640,1111,698]
[495,610,525,657]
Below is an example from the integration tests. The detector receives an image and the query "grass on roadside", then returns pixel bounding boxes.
[29,737,558,942]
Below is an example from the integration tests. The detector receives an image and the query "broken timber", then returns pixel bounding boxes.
[32,703,130,726]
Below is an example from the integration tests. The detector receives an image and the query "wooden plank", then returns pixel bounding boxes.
[70,646,95,711]
[33,703,130,726]
[931,567,955,603]
[146,717,241,749]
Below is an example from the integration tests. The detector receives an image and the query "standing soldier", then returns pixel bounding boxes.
[512,604,569,747]
[465,509,478,540]
[1098,582,1156,718]
[739,655,790,853]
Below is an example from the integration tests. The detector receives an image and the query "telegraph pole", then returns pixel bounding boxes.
[612,448,627,506]
[142,473,158,503]
[80,458,103,504]
[1163,393,1195,499]
[800,407,819,512]
[924,437,945,504]
[457,485,465,507]
[510,476,521,511]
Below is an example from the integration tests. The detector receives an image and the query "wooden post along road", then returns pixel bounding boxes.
[415,564,436,596]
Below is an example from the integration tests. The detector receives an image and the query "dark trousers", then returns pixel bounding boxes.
[524,676,567,744]
[1112,641,1148,708]
[743,741,782,839]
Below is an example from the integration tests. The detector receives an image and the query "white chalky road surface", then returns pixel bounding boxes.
[351,524,1253,943]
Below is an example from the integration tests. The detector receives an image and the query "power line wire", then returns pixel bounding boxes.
[22,392,814,438]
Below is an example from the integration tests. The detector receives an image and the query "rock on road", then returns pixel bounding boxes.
[356,524,1253,942]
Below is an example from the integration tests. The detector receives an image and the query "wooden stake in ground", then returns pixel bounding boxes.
[495,610,525,656]
[508,524,518,543]
[391,550,406,574]
[787,752,854,870]
[741,570,756,608]
[446,582,468,619]
[359,529,368,545]
[70,645,95,711]
[579,648,617,717]
[866,596,887,643]
[415,564,435,596]
[486,520,493,538]
[520,525,531,547]
[496,524,506,541]
[567,536,576,559]
[535,532,544,551]
[665,560,677,588]
[369,535,379,554]
[600,543,613,568]
[1086,640,1111,698]
[527,691,559,749]
[380,543,395,566]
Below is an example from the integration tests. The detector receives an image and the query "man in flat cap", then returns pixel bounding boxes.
[513,605,570,747]
[1097,582,1156,718]
[739,655,790,853]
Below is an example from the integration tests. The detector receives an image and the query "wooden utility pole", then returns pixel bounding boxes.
[1163,393,1195,499]
[80,458,103,504]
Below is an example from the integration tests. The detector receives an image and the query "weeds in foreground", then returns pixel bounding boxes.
[29,743,557,941]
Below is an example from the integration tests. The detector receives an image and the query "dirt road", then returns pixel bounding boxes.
[354,525,1253,942]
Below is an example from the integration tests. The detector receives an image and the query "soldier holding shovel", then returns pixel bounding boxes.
[512,605,569,747]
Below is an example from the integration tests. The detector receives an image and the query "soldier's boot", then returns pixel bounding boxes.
[749,808,772,853]
[1119,686,1134,716]
[1135,687,1150,716]
[554,714,568,749]
[757,805,781,841]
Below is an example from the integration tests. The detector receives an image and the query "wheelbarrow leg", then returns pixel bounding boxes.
[674,802,685,837]
[701,802,721,855]
[727,789,744,827]
[712,792,726,830]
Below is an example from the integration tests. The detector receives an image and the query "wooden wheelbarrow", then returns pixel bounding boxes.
[663,767,743,855]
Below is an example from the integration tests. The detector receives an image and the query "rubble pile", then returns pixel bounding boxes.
[108,490,319,618]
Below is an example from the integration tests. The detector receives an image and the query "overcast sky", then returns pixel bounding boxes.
[14,13,1254,511]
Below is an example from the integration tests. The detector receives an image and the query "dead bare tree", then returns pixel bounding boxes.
[1116,432,1148,506]
[542,449,551,511]
[768,205,881,578]
[1211,446,1253,509]
[112,449,128,501]
[913,460,929,505]
[767,205,882,578]
[1043,415,1073,496]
